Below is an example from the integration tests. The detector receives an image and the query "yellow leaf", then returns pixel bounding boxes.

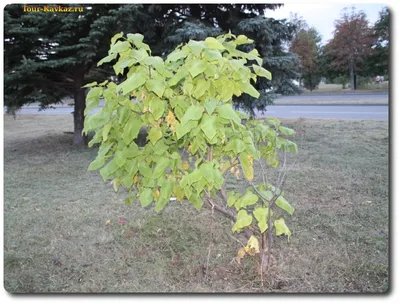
[183,161,190,170]
[235,169,241,179]
[235,247,246,264]
[153,189,160,201]
[143,105,149,112]
[247,155,254,166]
[187,145,192,153]
[166,109,178,132]
[133,175,138,185]
[244,235,260,256]
[105,220,111,225]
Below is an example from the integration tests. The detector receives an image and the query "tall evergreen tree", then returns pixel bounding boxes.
[4,4,151,146]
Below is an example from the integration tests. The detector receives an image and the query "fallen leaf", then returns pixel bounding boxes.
[235,247,246,264]
[245,235,260,256]
[105,220,111,225]
[118,218,128,224]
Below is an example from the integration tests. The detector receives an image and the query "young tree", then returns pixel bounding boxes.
[326,7,375,90]
[84,32,297,277]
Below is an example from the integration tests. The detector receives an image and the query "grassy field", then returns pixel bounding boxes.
[275,97,388,105]
[3,114,389,293]
[299,82,389,95]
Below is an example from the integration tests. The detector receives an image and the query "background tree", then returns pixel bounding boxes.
[325,7,375,90]
[364,6,389,78]
[4,4,152,146]
[289,15,322,91]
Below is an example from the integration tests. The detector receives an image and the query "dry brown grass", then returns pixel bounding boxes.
[3,114,389,293]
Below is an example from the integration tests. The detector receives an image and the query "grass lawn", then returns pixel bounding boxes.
[3,115,389,293]
[301,82,389,95]
[275,97,388,105]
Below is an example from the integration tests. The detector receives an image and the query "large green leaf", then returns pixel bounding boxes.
[275,196,294,215]
[145,78,166,98]
[97,53,117,67]
[88,155,105,171]
[193,78,210,99]
[232,210,253,232]
[149,98,165,120]
[204,100,218,115]
[152,157,170,178]
[216,104,241,125]
[110,41,130,54]
[138,162,152,178]
[111,32,123,45]
[278,126,295,136]
[168,68,188,86]
[235,35,254,45]
[227,191,240,207]
[188,40,206,57]
[253,207,269,233]
[186,60,207,78]
[205,37,225,50]
[224,139,246,154]
[200,114,217,140]
[122,115,142,145]
[131,49,148,63]
[189,193,204,210]
[237,190,258,210]
[155,180,174,212]
[139,188,153,207]
[241,82,260,98]
[99,159,119,181]
[180,105,203,126]
[274,218,291,240]
[118,72,147,95]
[176,120,198,140]
[166,49,187,62]
[252,64,272,80]
[203,49,223,64]
[148,127,163,145]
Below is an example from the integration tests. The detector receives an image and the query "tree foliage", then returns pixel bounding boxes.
[325,7,375,90]
[4,4,152,145]
[289,15,322,91]
[365,7,389,77]
[84,33,297,274]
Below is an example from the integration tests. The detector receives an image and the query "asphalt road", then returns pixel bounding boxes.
[5,93,389,120]
[256,104,388,120]
[8,103,388,120]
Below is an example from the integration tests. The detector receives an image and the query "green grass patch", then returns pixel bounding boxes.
[4,115,388,292]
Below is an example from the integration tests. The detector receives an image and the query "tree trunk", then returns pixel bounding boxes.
[349,58,355,91]
[73,73,87,147]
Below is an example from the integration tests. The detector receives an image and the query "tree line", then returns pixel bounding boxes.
[289,6,389,91]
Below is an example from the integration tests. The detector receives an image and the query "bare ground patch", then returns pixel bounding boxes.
[3,115,389,293]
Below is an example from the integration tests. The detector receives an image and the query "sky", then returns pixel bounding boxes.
[264,3,387,43]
